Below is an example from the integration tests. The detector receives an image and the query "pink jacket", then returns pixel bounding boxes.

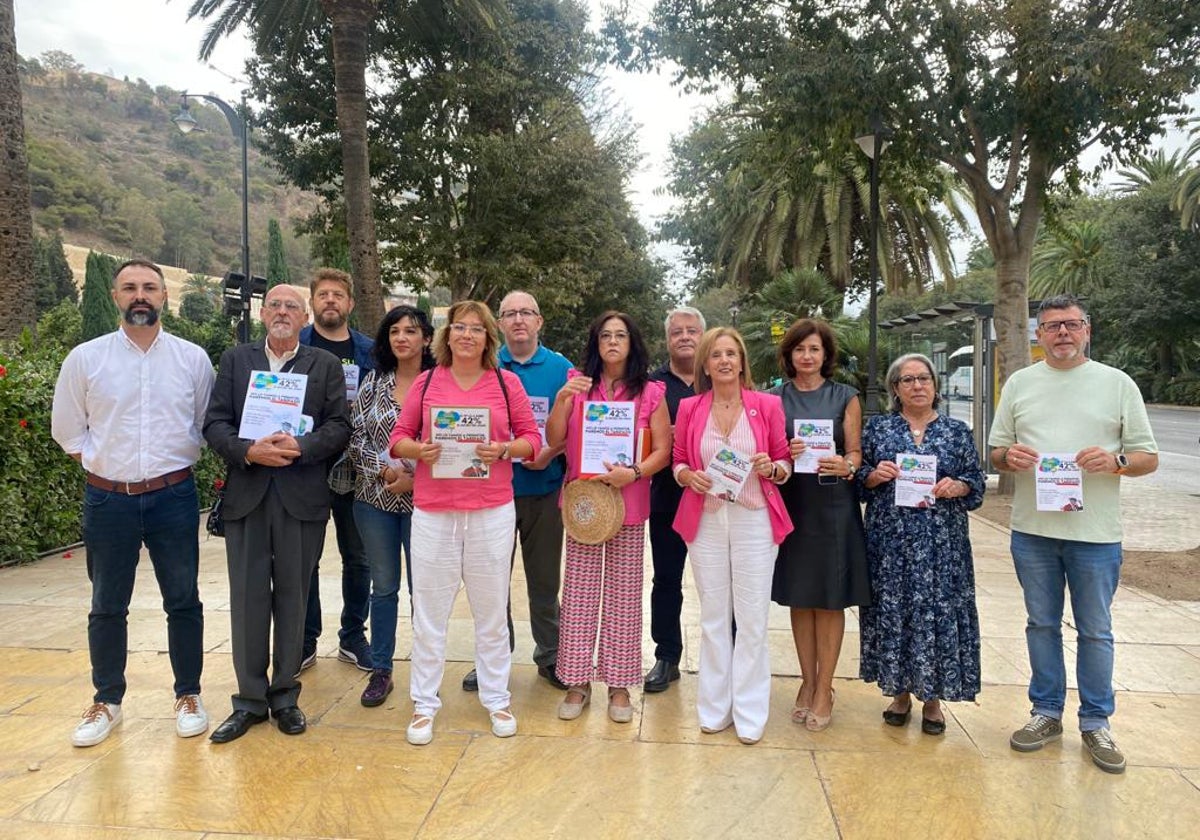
[671,389,794,545]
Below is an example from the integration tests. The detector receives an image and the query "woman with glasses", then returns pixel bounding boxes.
[769,319,870,732]
[672,327,792,744]
[347,306,433,708]
[546,311,672,723]
[857,353,985,735]
[388,301,542,745]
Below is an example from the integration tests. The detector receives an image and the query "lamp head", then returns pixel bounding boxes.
[173,95,199,135]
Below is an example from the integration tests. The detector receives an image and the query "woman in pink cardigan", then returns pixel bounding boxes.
[672,328,793,744]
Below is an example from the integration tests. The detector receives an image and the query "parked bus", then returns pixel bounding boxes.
[947,345,973,399]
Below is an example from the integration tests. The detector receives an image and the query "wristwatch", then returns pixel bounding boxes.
[500,442,511,461]
[1113,452,1129,475]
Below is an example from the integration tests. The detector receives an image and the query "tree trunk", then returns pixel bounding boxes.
[0,0,37,340]
[325,1,385,330]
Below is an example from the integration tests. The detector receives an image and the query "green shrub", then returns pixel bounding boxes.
[0,331,85,567]
[1161,374,1200,406]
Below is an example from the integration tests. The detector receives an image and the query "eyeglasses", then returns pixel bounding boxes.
[264,300,304,312]
[599,331,630,342]
[668,327,702,338]
[1038,319,1088,333]
[499,308,539,321]
[897,374,934,387]
[450,323,488,336]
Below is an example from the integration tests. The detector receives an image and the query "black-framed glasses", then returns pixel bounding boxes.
[897,374,934,386]
[1038,319,1088,333]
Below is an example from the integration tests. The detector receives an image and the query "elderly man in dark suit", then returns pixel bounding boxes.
[203,284,350,743]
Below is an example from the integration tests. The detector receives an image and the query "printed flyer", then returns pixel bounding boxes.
[429,406,491,479]
[705,445,754,501]
[1036,453,1084,511]
[793,419,835,474]
[239,371,307,439]
[895,452,938,508]
[579,400,636,477]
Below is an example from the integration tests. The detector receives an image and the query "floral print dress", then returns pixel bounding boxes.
[856,412,985,701]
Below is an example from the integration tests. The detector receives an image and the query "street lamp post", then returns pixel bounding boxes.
[854,114,892,416]
[729,301,741,327]
[173,92,253,342]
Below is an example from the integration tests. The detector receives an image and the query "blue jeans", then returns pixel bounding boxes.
[353,500,412,671]
[304,489,371,651]
[82,475,203,704]
[1011,531,1122,731]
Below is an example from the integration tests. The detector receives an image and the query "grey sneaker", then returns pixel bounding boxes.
[1010,714,1063,752]
[1082,728,1126,774]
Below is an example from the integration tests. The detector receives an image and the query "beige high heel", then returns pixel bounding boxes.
[806,688,835,732]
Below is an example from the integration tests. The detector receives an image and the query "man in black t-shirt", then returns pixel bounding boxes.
[645,306,706,693]
[297,269,375,672]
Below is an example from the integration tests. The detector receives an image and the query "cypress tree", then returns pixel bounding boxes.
[80,251,118,340]
[34,232,77,313]
[266,218,291,288]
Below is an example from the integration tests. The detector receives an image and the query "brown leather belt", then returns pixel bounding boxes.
[85,467,193,496]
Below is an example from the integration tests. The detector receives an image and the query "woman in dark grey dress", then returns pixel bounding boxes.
[770,319,870,731]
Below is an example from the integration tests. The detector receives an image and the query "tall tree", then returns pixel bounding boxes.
[184,0,500,330]
[0,0,37,339]
[33,232,79,313]
[624,0,1200,392]
[266,217,291,287]
[80,251,119,341]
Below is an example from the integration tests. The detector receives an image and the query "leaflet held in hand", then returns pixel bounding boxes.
[793,419,834,474]
[705,445,754,501]
[1035,452,1084,511]
[429,406,491,479]
[239,371,308,439]
[579,401,636,477]
[895,452,938,508]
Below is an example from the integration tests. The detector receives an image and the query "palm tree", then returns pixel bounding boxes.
[1113,148,1190,194]
[0,0,37,339]
[1028,219,1106,298]
[737,268,844,382]
[711,119,967,297]
[1171,120,1200,232]
[184,0,498,329]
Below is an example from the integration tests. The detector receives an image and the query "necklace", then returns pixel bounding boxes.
[713,399,742,439]
[902,411,936,442]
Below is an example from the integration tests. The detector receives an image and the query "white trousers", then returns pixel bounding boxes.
[410,504,516,716]
[688,504,777,741]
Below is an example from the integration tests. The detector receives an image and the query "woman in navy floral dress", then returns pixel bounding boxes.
[857,354,984,735]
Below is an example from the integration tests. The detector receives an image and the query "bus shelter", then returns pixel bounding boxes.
[879,301,1045,471]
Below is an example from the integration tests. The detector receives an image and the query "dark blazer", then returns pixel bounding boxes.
[671,388,794,545]
[204,340,351,522]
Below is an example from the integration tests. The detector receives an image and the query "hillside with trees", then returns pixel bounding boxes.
[17,50,318,282]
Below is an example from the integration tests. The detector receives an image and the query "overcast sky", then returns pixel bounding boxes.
[13,1,1195,300]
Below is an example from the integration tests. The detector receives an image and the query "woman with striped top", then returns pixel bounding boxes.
[671,328,793,744]
[347,305,434,707]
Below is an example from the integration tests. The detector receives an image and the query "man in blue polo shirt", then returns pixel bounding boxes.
[297,269,374,672]
[461,290,573,692]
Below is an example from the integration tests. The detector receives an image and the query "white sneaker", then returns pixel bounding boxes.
[490,708,517,738]
[174,694,209,738]
[72,702,122,747]
[406,713,434,746]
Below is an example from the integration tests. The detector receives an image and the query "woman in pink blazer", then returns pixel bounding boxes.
[672,327,793,744]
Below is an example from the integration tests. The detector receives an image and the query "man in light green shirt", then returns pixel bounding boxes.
[988,294,1158,774]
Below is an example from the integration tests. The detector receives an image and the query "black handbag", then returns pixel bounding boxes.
[206,479,226,538]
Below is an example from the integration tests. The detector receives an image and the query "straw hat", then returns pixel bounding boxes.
[562,479,625,545]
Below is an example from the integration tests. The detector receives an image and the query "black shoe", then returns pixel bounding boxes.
[643,659,680,693]
[538,664,568,691]
[272,705,307,735]
[883,703,912,727]
[209,710,268,743]
[921,716,946,736]
[462,668,479,692]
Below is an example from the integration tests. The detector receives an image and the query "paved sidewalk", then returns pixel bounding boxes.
[0,488,1197,838]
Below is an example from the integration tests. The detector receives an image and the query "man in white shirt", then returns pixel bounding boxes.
[52,259,215,748]
[989,294,1158,774]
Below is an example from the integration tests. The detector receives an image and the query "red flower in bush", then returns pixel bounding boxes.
[19,419,28,428]
[213,478,225,490]
[0,364,7,377]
